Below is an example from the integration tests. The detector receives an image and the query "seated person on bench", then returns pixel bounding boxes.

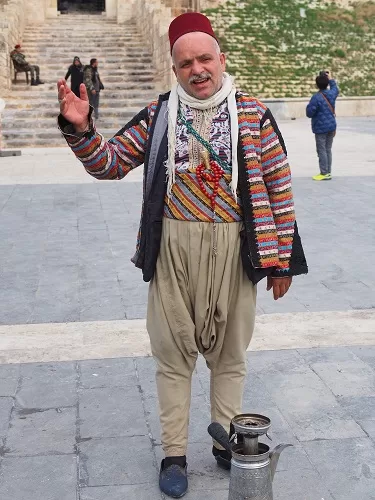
[10,44,44,86]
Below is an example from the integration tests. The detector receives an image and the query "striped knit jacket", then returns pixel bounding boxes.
[59,91,307,282]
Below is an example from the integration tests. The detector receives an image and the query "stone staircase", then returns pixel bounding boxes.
[1,14,159,148]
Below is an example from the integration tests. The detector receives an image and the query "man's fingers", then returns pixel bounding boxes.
[279,283,287,299]
[266,275,272,291]
[58,84,65,100]
[80,83,89,102]
[273,283,285,300]
[266,277,293,301]
[57,79,68,95]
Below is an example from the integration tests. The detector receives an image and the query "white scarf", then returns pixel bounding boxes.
[167,72,238,200]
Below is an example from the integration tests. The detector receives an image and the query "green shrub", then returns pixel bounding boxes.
[203,0,375,97]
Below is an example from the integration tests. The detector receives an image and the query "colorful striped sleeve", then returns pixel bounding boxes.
[59,102,157,180]
[260,108,296,274]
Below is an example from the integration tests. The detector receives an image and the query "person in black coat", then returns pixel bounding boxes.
[65,56,83,97]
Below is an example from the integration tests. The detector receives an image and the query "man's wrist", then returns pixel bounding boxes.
[75,122,89,133]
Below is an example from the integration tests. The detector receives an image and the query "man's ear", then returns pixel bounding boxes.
[172,65,177,78]
[220,53,226,71]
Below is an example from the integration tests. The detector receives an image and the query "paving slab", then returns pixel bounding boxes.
[304,437,375,500]
[350,346,375,368]
[0,347,373,498]
[79,385,147,439]
[80,484,163,500]
[79,358,137,389]
[0,397,13,439]
[360,420,375,438]
[6,406,76,456]
[273,469,335,500]
[16,362,77,409]
[0,365,20,396]
[79,436,156,487]
[0,455,77,500]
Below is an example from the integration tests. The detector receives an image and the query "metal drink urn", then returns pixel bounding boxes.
[208,413,292,500]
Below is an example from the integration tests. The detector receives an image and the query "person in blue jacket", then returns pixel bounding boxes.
[306,71,339,181]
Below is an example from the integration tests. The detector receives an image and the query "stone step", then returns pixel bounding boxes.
[3,128,120,147]
[18,71,155,81]
[14,55,153,63]
[23,22,122,28]
[3,107,143,120]
[4,88,158,100]
[3,14,157,148]
[23,29,140,35]
[3,98,155,110]
[3,120,134,132]
[9,79,156,91]
[24,19,122,25]
[3,88,156,99]
[22,41,147,48]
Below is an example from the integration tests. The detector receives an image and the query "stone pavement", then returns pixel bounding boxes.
[0,347,374,500]
[0,117,375,324]
[0,116,374,499]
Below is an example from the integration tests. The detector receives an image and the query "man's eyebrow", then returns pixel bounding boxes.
[179,58,193,67]
[178,53,213,67]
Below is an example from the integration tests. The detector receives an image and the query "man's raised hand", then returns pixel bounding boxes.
[57,80,90,132]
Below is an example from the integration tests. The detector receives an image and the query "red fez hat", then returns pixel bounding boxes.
[169,12,217,53]
[15,44,21,49]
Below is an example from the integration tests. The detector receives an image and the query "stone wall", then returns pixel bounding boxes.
[0,0,55,93]
[265,96,375,120]
[0,0,27,93]
[125,0,223,92]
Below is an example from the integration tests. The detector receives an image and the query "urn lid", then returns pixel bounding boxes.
[231,413,271,437]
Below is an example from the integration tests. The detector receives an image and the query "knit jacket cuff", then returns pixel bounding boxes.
[272,267,291,278]
[57,106,95,141]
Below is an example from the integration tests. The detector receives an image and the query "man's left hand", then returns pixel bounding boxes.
[266,276,292,300]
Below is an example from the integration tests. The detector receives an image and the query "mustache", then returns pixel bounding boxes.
[189,72,212,84]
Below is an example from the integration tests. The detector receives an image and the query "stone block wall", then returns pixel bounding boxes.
[127,0,222,92]
[0,0,27,93]
[0,0,53,93]
[132,0,174,92]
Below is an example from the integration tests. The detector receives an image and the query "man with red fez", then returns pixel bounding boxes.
[57,12,307,498]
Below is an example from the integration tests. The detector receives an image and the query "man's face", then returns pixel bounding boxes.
[74,59,80,66]
[93,61,98,68]
[172,32,226,100]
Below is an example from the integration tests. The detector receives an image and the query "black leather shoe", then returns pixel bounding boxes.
[213,445,232,470]
[159,459,188,498]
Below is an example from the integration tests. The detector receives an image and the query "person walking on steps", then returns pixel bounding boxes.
[306,71,339,181]
[83,58,104,120]
[57,13,307,499]
[65,56,84,98]
[10,44,45,86]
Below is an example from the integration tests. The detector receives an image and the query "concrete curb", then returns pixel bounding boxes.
[1,309,374,364]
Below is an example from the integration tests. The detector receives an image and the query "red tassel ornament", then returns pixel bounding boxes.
[196,150,224,212]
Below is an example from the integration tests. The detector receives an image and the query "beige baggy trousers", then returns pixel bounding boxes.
[147,218,257,456]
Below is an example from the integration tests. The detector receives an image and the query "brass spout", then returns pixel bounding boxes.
[270,444,293,481]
